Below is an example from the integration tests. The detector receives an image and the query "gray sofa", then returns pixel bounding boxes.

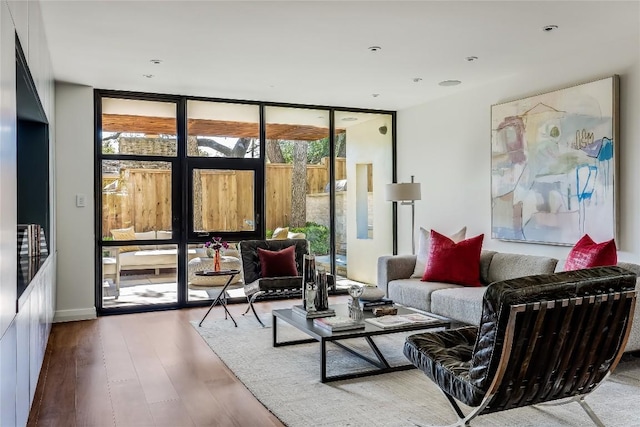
[377,250,640,352]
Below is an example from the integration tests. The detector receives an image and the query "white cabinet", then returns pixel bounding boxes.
[7,0,54,122]
[0,0,18,338]
[15,302,30,427]
[15,255,55,427]
[0,320,17,427]
[7,0,28,59]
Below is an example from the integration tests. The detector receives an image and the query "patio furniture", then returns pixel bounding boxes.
[403,266,637,426]
[239,239,308,326]
[188,255,242,287]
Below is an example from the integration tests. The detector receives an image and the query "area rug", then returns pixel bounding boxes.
[193,314,640,427]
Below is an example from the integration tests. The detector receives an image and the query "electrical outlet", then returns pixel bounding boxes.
[76,194,86,207]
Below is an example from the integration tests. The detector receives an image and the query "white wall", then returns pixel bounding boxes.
[54,82,95,321]
[397,33,640,263]
[346,116,393,284]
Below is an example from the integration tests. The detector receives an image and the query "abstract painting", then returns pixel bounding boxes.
[491,76,618,245]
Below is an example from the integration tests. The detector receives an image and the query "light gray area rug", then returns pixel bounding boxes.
[193,314,640,427]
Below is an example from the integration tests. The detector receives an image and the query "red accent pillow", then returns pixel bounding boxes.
[257,246,298,277]
[422,231,484,287]
[564,234,617,271]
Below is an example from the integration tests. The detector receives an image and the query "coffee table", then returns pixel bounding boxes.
[272,304,451,383]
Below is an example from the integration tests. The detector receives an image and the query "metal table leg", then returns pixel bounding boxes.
[198,272,238,327]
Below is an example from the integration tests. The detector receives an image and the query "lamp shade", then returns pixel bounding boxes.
[385,182,421,202]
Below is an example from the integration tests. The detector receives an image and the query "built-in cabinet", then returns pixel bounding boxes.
[16,256,55,426]
[0,0,56,425]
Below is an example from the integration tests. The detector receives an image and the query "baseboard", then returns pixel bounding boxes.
[54,307,97,322]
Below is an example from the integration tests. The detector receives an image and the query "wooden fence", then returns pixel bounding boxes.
[102,158,351,235]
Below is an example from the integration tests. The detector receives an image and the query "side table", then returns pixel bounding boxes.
[197,269,241,327]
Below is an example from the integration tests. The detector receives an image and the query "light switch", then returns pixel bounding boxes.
[76,194,86,207]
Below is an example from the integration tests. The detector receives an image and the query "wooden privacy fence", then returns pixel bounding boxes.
[102,158,348,235]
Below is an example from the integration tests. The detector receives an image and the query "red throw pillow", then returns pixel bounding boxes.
[564,234,617,271]
[422,231,484,287]
[257,246,298,277]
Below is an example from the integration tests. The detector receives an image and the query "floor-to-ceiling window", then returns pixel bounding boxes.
[96,91,394,314]
[264,106,331,271]
[99,96,181,311]
[334,111,394,285]
[185,100,262,302]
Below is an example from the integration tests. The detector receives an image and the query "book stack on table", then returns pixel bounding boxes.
[313,316,365,332]
[358,298,394,311]
[292,304,336,319]
[365,312,441,329]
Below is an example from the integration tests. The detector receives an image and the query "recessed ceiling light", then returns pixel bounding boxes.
[150,59,163,64]
[368,46,382,52]
[542,24,558,32]
[372,93,380,97]
[412,77,423,83]
[466,56,478,62]
[341,117,358,122]
[143,74,154,78]
[438,80,461,87]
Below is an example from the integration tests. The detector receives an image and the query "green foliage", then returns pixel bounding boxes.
[279,139,329,165]
[266,222,329,255]
[102,142,116,154]
[291,222,329,255]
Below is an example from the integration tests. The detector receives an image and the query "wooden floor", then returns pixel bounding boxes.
[27,297,346,427]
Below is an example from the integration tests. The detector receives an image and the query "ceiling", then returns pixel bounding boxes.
[40,1,639,111]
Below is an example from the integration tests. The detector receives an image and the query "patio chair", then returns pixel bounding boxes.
[404,266,637,426]
[239,239,308,326]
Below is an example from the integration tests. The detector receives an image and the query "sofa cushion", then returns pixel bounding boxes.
[431,287,486,325]
[119,248,200,268]
[110,227,140,253]
[119,249,177,267]
[422,231,484,287]
[479,250,497,285]
[156,230,173,240]
[388,278,460,312]
[258,245,298,277]
[135,231,156,240]
[412,226,467,278]
[564,234,617,271]
[486,253,558,284]
[272,227,289,239]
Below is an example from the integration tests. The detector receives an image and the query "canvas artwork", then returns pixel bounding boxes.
[491,76,618,245]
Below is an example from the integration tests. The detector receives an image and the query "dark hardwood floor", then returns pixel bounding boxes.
[27,297,348,427]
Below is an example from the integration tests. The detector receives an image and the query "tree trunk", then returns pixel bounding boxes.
[193,169,203,231]
[290,141,307,228]
[335,132,347,158]
[266,139,285,163]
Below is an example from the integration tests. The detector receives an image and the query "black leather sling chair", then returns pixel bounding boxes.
[404,266,637,426]
[239,239,308,326]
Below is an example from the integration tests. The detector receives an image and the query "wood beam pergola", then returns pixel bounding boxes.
[102,114,345,141]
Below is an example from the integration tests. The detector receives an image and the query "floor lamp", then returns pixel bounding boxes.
[385,176,421,254]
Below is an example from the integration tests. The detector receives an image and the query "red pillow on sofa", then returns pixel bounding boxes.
[564,234,617,271]
[257,246,298,277]
[422,230,484,287]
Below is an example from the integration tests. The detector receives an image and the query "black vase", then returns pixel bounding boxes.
[302,254,316,310]
[314,269,329,311]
